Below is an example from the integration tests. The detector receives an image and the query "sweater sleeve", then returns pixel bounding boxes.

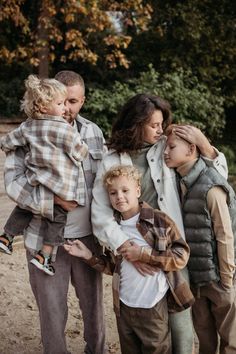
[207,186,235,287]
[202,148,228,179]
[86,250,115,275]
[0,124,27,153]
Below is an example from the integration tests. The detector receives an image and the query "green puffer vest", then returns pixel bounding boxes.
[180,158,236,287]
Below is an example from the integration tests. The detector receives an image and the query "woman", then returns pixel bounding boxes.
[91,93,227,354]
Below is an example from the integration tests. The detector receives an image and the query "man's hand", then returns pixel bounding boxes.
[132,261,159,276]
[54,195,78,211]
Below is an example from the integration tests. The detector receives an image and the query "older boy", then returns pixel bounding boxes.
[164,125,236,354]
[65,165,194,354]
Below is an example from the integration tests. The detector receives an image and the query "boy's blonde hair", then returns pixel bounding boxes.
[103,165,141,188]
[20,74,67,119]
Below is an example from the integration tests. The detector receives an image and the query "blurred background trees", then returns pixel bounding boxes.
[0,0,235,170]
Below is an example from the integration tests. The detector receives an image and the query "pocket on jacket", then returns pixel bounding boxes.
[89,149,103,173]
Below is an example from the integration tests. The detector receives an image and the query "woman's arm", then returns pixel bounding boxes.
[91,155,130,252]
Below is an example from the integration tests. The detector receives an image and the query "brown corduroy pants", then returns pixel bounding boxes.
[116,296,171,354]
[192,281,236,354]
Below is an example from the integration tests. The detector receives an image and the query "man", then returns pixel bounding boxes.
[4,71,107,354]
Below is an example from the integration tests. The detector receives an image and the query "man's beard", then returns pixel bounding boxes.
[64,113,75,124]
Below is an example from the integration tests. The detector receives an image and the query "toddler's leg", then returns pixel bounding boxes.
[0,206,33,255]
[30,205,67,276]
[4,205,33,236]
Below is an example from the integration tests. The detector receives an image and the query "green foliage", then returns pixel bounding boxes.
[84,65,225,139]
[126,0,236,108]
[0,63,31,118]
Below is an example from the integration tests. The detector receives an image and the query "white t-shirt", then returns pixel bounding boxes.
[119,213,169,308]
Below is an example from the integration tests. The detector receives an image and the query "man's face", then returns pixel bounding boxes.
[64,84,85,124]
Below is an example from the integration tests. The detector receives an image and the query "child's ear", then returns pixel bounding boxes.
[40,105,47,114]
[137,185,141,198]
[188,144,197,156]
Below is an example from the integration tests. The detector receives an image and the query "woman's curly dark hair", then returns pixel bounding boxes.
[108,93,172,153]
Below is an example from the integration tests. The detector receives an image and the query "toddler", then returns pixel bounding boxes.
[0,74,88,275]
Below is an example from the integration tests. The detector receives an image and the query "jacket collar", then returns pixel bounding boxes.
[181,158,207,189]
[138,201,155,225]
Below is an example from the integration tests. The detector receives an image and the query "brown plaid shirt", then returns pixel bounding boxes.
[87,202,194,316]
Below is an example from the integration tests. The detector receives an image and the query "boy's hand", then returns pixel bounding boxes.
[120,242,142,262]
[54,195,78,211]
[64,240,92,260]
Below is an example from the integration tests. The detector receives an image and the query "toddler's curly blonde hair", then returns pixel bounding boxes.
[103,165,141,189]
[20,74,67,119]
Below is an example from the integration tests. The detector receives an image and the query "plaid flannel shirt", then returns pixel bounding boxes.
[3,115,106,255]
[87,202,194,316]
[1,115,88,205]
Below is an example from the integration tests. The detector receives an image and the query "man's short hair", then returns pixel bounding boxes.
[55,71,85,93]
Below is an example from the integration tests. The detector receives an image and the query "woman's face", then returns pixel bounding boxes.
[143,110,163,145]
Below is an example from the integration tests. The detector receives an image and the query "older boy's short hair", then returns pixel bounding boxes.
[55,70,85,94]
[165,124,179,137]
[103,165,141,188]
[165,124,200,155]
[21,74,67,119]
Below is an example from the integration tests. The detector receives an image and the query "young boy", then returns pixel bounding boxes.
[0,74,88,275]
[164,124,236,354]
[64,165,194,354]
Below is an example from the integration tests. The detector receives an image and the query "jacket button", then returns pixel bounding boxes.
[157,179,160,183]
[160,197,163,201]
[151,159,154,162]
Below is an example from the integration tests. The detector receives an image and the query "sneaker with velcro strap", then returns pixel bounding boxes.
[0,233,13,255]
[30,250,55,276]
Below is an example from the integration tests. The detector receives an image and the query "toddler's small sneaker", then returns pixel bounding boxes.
[30,250,55,276]
[0,233,13,255]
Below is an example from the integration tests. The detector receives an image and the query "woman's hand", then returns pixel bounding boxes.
[119,242,142,262]
[173,125,216,159]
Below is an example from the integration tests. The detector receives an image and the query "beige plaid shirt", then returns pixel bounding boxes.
[0,115,88,205]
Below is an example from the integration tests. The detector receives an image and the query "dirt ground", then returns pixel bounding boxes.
[0,247,120,354]
[0,148,120,354]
